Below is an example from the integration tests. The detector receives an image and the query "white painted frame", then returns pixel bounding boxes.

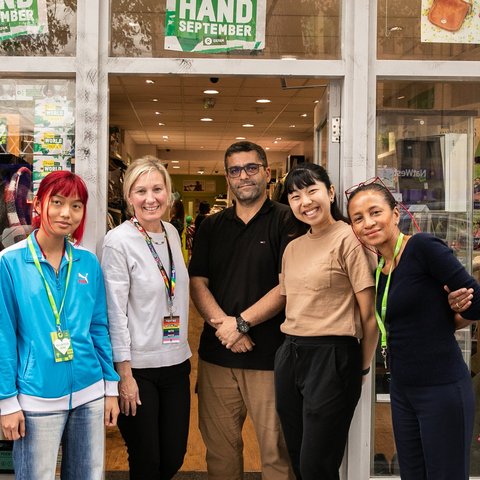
[2,1,480,478]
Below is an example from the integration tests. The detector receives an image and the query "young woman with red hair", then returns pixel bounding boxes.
[0,170,119,480]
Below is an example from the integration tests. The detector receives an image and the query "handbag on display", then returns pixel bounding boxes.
[428,0,472,32]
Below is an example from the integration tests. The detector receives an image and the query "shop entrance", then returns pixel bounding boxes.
[105,74,335,475]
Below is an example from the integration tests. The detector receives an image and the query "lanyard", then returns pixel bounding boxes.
[130,217,176,313]
[27,235,73,333]
[374,232,404,369]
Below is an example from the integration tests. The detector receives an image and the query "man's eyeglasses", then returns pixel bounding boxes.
[226,163,265,178]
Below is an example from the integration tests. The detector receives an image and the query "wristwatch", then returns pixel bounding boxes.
[236,315,251,334]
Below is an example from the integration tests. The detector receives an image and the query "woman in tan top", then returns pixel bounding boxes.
[274,163,378,480]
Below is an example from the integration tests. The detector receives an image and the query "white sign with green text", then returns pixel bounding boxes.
[0,0,48,42]
[165,0,266,53]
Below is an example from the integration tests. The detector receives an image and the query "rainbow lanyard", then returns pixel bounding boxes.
[374,233,404,369]
[130,217,176,314]
[27,235,73,333]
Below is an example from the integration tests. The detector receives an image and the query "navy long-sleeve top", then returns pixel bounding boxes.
[377,233,480,386]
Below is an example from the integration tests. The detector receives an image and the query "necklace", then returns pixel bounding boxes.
[150,233,165,246]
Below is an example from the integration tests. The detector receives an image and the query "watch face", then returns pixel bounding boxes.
[236,317,250,333]
[238,323,249,333]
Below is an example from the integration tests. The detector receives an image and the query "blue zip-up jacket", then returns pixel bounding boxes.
[0,232,119,415]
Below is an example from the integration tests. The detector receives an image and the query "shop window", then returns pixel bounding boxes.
[378,0,480,61]
[372,80,480,477]
[110,0,340,59]
[0,0,77,57]
[0,79,75,251]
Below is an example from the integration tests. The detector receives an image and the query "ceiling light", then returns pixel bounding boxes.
[172,160,179,163]
[273,141,278,144]
[152,98,158,102]
[158,122,165,126]
[155,111,161,115]
[242,123,254,127]
[265,147,270,150]
[236,136,246,140]
[203,89,219,95]
[300,113,307,117]
[201,117,213,122]
[281,55,297,60]
[256,99,271,103]
[162,136,169,139]
[397,95,405,100]
[146,79,155,84]
[289,125,296,128]
[197,168,205,174]
[275,137,282,140]
[173,166,180,169]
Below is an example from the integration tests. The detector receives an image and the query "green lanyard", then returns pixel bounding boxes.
[27,235,73,333]
[374,232,404,369]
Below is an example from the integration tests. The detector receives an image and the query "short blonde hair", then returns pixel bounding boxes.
[123,156,173,216]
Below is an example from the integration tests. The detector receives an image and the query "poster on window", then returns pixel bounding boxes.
[32,156,71,194]
[34,129,72,156]
[0,0,49,42]
[421,0,480,43]
[34,98,74,129]
[164,0,266,53]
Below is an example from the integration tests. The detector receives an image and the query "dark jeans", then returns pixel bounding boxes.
[391,374,474,480]
[118,360,191,480]
[274,336,362,480]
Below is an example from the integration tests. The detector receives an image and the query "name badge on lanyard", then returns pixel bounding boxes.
[130,218,181,344]
[375,233,404,370]
[27,235,75,362]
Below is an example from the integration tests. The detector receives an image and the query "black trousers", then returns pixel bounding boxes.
[118,360,191,480]
[274,336,362,480]
[390,375,474,480]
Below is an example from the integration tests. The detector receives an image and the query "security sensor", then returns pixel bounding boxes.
[209,77,219,83]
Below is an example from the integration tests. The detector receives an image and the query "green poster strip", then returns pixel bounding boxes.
[0,0,48,42]
[165,0,266,53]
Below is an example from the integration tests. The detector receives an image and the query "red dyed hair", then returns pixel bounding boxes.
[33,171,89,244]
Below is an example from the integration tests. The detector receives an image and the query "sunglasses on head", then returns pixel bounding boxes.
[344,176,387,201]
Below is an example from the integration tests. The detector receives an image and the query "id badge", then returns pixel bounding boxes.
[50,330,74,362]
[163,316,180,344]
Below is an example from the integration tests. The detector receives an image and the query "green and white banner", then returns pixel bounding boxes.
[165,0,266,53]
[0,0,48,42]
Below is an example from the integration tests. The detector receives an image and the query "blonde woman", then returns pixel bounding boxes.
[102,156,191,480]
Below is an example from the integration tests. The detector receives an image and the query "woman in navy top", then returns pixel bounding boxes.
[347,181,480,480]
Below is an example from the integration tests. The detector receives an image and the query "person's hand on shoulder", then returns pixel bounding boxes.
[445,285,473,313]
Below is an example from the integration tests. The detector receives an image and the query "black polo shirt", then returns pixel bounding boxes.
[189,198,298,370]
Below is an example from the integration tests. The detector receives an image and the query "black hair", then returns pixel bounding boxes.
[198,201,210,214]
[171,199,185,220]
[284,163,348,223]
[347,182,396,212]
[224,141,268,169]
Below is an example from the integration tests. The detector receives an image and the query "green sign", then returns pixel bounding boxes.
[165,0,266,53]
[0,0,48,41]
